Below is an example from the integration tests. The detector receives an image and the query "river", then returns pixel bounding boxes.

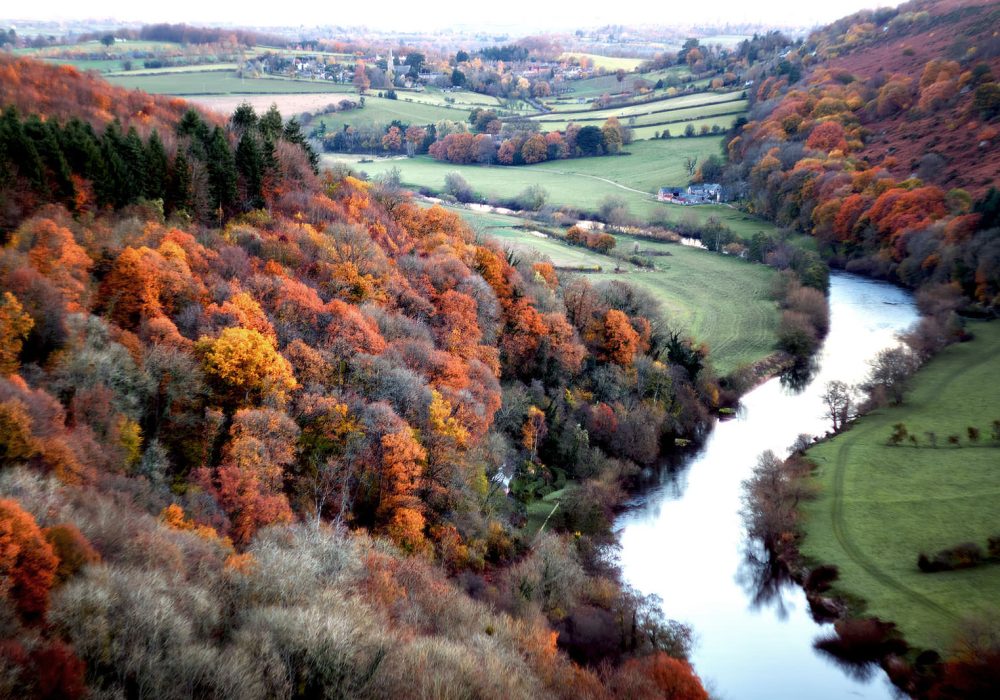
[617,272,918,699]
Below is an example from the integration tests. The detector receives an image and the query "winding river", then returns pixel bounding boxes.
[617,272,918,699]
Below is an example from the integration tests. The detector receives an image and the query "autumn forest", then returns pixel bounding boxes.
[1,1,999,698]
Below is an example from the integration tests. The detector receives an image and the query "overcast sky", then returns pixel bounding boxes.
[9,0,895,32]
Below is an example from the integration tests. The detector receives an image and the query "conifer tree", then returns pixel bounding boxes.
[167,151,192,215]
[259,104,284,142]
[283,117,319,172]
[235,131,264,210]
[145,129,168,202]
[206,126,237,214]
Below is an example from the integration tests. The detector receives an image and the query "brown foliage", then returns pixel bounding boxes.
[0,498,58,619]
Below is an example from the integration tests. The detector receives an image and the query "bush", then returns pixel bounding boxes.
[443,172,474,202]
[917,542,984,572]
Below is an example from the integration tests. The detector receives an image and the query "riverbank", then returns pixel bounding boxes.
[617,273,916,699]
[791,320,1000,694]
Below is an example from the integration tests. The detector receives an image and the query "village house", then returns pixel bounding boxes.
[657,183,723,205]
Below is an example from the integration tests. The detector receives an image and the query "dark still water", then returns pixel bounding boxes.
[617,273,918,699]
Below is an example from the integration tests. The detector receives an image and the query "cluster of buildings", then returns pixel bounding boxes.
[657,183,724,204]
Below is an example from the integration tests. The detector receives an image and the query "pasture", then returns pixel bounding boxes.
[559,53,645,71]
[332,138,779,239]
[105,71,355,95]
[801,321,1000,651]
[558,65,692,99]
[311,96,477,130]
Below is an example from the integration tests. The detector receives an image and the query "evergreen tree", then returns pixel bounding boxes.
[235,131,264,210]
[22,115,74,204]
[230,102,258,135]
[177,109,209,160]
[259,104,284,142]
[100,122,131,207]
[146,130,168,201]
[283,117,319,172]
[206,127,237,214]
[0,106,46,194]
[123,127,148,201]
[58,118,104,182]
[167,151,192,215]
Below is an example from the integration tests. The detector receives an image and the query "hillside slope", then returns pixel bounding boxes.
[726,0,999,308]
[0,56,718,698]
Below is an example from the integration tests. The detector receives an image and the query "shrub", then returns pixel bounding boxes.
[918,542,984,572]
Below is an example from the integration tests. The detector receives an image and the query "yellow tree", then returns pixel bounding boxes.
[198,327,297,408]
[522,406,547,462]
[0,292,33,374]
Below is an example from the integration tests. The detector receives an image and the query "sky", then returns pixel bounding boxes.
[10,0,894,33]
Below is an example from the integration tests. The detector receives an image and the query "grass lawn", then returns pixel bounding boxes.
[800,321,1000,652]
[562,66,691,99]
[559,53,645,71]
[105,71,356,95]
[312,96,478,130]
[332,139,779,240]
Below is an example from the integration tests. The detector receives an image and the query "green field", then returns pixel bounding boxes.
[105,71,356,95]
[590,239,779,374]
[428,202,778,374]
[333,138,778,238]
[531,100,746,132]
[106,63,240,77]
[801,322,1000,651]
[559,53,645,71]
[535,90,744,122]
[313,96,478,130]
[558,65,691,99]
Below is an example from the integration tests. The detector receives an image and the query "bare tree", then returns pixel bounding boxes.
[821,380,855,433]
[861,346,921,405]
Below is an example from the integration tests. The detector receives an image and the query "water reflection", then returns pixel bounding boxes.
[736,538,796,619]
[617,273,919,700]
[779,357,819,392]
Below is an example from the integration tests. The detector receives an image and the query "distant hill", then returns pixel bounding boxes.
[726,0,999,308]
[810,0,999,195]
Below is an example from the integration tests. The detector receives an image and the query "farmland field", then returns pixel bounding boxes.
[332,138,779,239]
[558,65,692,98]
[534,90,744,122]
[558,53,645,71]
[530,99,746,131]
[105,71,355,95]
[311,96,477,130]
[801,321,1000,651]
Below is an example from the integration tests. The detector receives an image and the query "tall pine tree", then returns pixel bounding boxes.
[146,130,168,202]
[206,126,237,216]
[235,132,264,210]
[166,151,192,216]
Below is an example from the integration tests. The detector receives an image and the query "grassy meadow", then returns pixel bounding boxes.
[559,53,645,71]
[334,138,778,239]
[310,96,482,131]
[105,71,355,95]
[801,321,1000,651]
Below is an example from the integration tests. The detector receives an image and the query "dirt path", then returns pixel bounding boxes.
[545,170,655,198]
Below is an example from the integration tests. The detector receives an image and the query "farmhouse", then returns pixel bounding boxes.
[657,183,723,205]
